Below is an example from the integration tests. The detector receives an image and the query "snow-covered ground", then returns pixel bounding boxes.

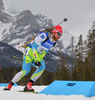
[0,86,95,100]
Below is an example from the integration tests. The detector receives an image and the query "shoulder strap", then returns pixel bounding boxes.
[43,36,49,42]
[53,42,56,47]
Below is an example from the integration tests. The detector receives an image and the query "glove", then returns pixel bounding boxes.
[35,61,41,68]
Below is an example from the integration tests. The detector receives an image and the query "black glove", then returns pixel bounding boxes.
[35,61,41,68]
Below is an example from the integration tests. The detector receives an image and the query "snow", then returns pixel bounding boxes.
[0,22,12,40]
[0,86,95,100]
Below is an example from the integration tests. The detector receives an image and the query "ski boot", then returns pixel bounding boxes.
[24,81,34,92]
[4,81,14,90]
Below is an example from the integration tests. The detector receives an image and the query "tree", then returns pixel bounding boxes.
[83,57,93,81]
[86,28,95,80]
[71,66,78,81]
[56,50,70,80]
[68,36,76,76]
[74,34,84,80]
[0,72,5,83]
[69,36,75,58]
[55,66,61,80]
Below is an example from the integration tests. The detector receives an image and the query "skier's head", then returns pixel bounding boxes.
[52,25,63,41]
[52,25,63,35]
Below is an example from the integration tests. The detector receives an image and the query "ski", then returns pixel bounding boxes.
[18,91,39,94]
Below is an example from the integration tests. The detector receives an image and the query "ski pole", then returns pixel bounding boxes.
[0,52,38,68]
[0,50,31,63]
[0,50,38,68]
[0,50,22,60]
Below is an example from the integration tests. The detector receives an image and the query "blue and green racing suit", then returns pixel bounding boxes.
[11,32,56,83]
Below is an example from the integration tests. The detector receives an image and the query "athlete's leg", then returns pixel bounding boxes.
[11,56,32,83]
[4,47,33,90]
[24,60,45,91]
[30,60,45,82]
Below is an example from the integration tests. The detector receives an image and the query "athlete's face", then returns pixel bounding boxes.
[52,32,61,41]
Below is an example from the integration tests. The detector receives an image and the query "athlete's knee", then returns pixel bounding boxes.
[40,60,45,70]
[22,70,30,75]
[22,62,32,75]
[20,70,26,76]
[21,69,30,76]
[42,64,45,70]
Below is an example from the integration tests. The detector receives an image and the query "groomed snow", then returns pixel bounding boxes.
[0,86,95,100]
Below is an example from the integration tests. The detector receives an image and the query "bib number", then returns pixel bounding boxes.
[37,46,45,53]
[40,48,45,52]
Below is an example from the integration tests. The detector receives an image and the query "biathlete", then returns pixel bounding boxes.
[4,25,63,91]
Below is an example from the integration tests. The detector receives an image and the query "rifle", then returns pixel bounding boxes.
[43,18,68,33]
[18,18,68,48]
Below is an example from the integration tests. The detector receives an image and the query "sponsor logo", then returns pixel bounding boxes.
[40,34,45,39]
[44,42,53,48]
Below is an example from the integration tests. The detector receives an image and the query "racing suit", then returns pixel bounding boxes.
[11,32,56,83]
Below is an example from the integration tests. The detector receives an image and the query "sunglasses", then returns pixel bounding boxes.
[57,32,62,36]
